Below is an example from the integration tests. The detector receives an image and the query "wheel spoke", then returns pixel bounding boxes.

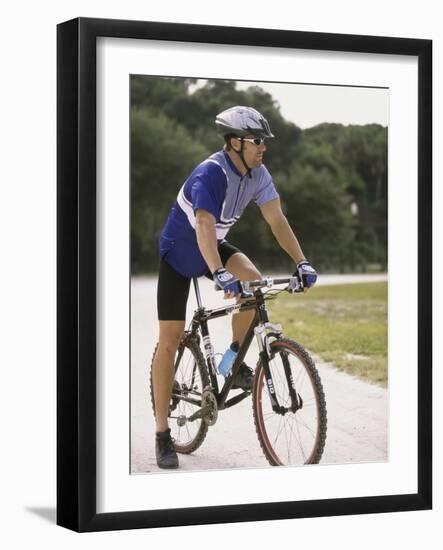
[295,416,317,435]
[271,412,286,448]
[287,416,296,463]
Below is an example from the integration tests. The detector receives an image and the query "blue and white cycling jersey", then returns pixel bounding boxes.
[158,150,279,278]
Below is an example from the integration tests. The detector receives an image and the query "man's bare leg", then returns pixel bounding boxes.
[151,320,185,432]
[225,252,261,344]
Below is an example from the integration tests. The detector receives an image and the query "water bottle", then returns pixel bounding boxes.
[218,341,240,377]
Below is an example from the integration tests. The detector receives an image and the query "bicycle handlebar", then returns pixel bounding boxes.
[214,275,304,296]
[241,276,303,293]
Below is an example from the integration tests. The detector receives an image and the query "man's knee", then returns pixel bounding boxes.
[226,253,262,281]
[242,266,261,281]
[157,324,184,356]
[236,262,262,282]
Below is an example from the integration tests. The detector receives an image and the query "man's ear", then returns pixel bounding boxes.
[231,138,240,152]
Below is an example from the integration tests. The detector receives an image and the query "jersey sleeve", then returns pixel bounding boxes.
[253,165,279,206]
[191,161,227,220]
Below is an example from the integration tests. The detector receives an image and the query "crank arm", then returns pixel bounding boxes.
[171,392,202,407]
[187,405,213,422]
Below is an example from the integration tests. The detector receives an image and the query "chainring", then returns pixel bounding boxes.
[201,387,218,426]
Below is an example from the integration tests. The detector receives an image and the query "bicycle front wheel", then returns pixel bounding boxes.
[252,338,327,466]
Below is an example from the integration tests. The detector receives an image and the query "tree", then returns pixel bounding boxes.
[130,76,388,273]
[131,106,209,272]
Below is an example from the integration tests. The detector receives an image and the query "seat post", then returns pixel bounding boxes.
[192,278,203,308]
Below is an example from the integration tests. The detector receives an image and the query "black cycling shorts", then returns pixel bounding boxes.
[157,241,242,321]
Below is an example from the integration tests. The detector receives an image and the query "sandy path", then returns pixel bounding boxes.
[131,274,387,473]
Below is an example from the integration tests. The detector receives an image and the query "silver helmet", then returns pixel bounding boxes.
[215,106,275,139]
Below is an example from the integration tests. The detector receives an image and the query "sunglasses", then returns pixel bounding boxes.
[236,136,267,146]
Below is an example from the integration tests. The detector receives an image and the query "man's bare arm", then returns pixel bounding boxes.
[195,209,223,274]
[259,198,306,264]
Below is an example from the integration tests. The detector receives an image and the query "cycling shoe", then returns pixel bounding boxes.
[231,362,253,391]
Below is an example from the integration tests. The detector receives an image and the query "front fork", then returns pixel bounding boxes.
[255,324,301,413]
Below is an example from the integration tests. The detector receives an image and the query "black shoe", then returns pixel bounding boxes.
[155,428,179,469]
[232,362,254,391]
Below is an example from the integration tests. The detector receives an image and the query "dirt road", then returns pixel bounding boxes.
[131,274,387,473]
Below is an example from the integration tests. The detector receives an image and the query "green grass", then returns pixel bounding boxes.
[267,282,388,386]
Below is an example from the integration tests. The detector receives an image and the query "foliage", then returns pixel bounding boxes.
[268,282,388,386]
[131,105,209,272]
[130,76,388,273]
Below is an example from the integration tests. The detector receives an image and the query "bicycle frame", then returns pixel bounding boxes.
[185,278,299,413]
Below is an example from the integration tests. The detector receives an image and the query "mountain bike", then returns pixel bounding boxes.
[150,276,327,466]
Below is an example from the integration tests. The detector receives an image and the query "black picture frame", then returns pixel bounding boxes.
[57,17,432,532]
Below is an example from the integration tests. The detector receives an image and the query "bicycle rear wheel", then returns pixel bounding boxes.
[252,338,327,466]
[150,336,209,454]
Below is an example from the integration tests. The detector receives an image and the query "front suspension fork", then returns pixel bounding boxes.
[256,326,302,413]
[255,324,282,411]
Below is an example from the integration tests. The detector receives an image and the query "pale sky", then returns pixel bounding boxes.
[191,79,389,129]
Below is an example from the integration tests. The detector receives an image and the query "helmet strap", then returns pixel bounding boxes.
[233,138,252,178]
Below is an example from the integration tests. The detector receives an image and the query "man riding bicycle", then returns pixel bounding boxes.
[152,105,317,468]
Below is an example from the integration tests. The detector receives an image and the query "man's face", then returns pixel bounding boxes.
[232,135,267,168]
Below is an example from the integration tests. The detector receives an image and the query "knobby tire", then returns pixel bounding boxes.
[252,338,327,466]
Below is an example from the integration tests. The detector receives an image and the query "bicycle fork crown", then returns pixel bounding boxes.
[254,322,282,355]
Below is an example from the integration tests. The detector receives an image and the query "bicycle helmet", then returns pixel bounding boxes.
[215,106,275,139]
[215,106,274,176]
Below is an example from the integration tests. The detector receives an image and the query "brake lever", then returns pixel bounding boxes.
[239,281,254,299]
[292,286,305,294]
[286,276,304,294]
